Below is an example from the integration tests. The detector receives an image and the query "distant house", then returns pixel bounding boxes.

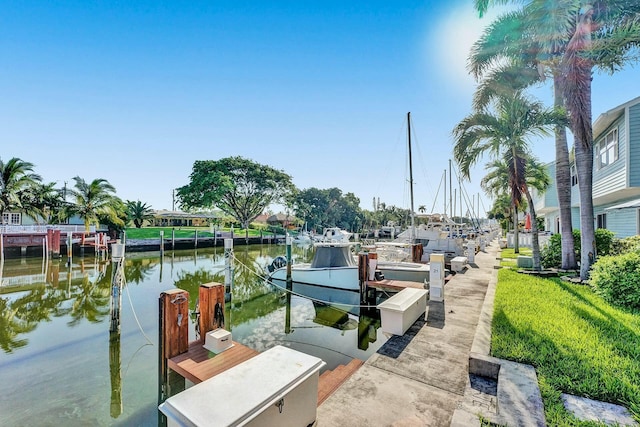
[151,210,217,227]
[535,96,640,238]
[267,213,296,229]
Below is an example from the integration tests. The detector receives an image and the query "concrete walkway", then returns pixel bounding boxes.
[316,241,499,426]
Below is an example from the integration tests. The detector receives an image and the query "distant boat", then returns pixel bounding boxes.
[312,227,352,243]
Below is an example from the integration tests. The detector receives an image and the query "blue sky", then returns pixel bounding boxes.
[2,1,638,216]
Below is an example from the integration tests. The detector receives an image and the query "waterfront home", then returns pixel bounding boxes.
[535,95,640,238]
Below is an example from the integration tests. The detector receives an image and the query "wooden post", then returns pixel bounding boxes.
[194,230,198,249]
[358,253,369,304]
[412,243,423,263]
[198,283,225,341]
[285,235,292,292]
[171,228,175,250]
[160,230,164,255]
[47,229,53,257]
[224,239,234,299]
[159,289,190,377]
[52,229,61,258]
[66,232,73,266]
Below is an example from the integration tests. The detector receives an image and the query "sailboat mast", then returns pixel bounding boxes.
[407,112,415,242]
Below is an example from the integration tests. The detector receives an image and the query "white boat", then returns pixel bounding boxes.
[267,242,431,291]
[312,227,352,243]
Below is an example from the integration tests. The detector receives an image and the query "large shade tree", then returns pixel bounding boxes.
[474,0,640,279]
[177,157,295,239]
[290,187,365,232]
[0,157,42,222]
[453,90,564,267]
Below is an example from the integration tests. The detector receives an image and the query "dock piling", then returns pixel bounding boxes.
[198,283,225,341]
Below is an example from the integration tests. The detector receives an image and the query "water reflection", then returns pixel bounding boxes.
[0,244,387,426]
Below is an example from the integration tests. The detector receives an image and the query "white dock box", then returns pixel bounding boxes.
[159,345,325,427]
[203,328,233,354]
[377,288,428,336]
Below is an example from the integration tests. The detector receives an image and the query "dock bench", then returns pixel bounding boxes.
[451,256,468,273]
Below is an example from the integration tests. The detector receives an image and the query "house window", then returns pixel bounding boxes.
[570,165,578,186]
[596,128,618,169]
[2,213,21,225]
[597,213,607,229]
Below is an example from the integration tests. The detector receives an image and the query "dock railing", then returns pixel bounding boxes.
[0,225,96,234]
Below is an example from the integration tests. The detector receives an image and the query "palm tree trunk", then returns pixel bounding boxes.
[562,4,596,280]
[513,205,519,254]
[524,187,541,271]
[553,75,577,270]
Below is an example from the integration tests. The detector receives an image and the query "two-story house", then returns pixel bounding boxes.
[535,96,640,238]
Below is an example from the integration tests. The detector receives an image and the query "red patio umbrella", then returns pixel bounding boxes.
[524,213,532,232]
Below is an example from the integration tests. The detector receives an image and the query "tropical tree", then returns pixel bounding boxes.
[474,0,640,279]
[291,187,365,232]
[469,9,578,270]
[126,200,154,228]
[19,181,69,224]
[452,90,563,266]
[481,157,550,269]
[0,157,42,222]
[177,157,295,240]
[68,176,123,232]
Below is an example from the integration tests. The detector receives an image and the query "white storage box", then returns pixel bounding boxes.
[159,345,325,427]
[204,328,233,354]
[377,288,428,336]
[450,256,468,273]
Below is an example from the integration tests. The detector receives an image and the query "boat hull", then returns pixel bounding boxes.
[268,264,360,292]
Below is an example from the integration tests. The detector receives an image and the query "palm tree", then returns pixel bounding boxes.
[68,176,122,232]
[126,200,154,228]
[469,9,578,270]
[452,90,563,266]
[474,0,640,278]
[482,158,550,269]
[0,157,42,222]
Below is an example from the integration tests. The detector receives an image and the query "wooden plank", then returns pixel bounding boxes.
[317,359,364,405]
[168,340,259,384]
[368,279,425,291]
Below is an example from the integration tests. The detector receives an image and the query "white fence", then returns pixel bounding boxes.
[506,232,551,249]
[0,225,95,234]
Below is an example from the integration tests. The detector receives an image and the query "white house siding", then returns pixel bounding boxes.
[629,103,640,187]
[593,118,627,200]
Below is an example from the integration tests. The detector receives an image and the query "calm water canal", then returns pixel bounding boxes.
[0,243,387,426]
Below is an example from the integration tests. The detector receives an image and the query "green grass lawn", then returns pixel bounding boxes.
[493,269,640,425]
[124,226,265,239]
[499,247,532,267]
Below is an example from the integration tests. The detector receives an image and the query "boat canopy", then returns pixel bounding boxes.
[310,244,357,268]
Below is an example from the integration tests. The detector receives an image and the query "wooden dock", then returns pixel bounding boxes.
[168,340,259,384]
[168,340,363,406]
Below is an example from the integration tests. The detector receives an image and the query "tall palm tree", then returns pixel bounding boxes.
[452,90,563,264]
[0,157,42,222]
[474,0,640,278]
[469,9,578,271]
[68,176,121,232]
[126,200,154,228]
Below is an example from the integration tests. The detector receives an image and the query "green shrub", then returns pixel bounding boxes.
[540,228,617,269]
[595,228,616,256]
[590,252,640,310]
[611,235,640,256]
[541,229,580,269]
